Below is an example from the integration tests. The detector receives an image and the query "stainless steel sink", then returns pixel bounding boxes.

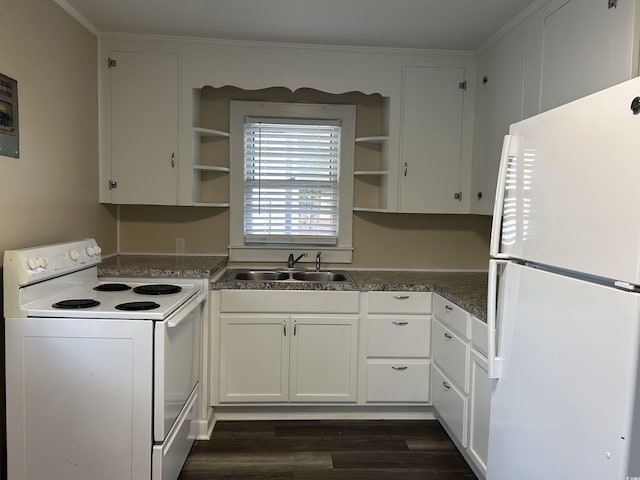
[231,269,352,282]
[233,270,289,281]
[291,271,349,282]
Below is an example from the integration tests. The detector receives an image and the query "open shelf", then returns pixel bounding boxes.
[355,135,389,144]
[191,88,231,206]
[193,127,230,138]
[193,165,230,172]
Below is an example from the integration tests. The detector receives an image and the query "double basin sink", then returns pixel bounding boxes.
[232,269,352,283]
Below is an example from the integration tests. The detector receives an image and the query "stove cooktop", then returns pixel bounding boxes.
[25,281,199,320]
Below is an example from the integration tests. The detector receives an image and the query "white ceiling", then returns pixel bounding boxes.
[59,0,540,50]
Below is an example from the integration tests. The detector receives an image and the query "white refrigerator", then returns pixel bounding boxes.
[487,76,640,480]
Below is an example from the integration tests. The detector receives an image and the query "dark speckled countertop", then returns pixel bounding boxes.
[98,255,488,321]
[98,255,228,279]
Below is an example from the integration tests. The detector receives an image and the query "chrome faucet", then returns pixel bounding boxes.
[315,251,322,271]
[287,252,307,269]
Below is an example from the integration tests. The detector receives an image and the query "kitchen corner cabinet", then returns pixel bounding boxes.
[431,294,490,479]
[468,342,491,477]
[470,31,526,215]
[431,295,470,446]
[398,66,467,213]
[362,291,432,403]
[217,290,359,404]
[102,51,180,205]
[538,0,640,113]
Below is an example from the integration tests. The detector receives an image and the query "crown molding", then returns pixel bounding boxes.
[476,0,551,54]
[100,32,476,59]
[53,0,100,36]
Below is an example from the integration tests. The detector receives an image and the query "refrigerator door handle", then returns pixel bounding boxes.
[488,259,507,379]
[490,135,519,259]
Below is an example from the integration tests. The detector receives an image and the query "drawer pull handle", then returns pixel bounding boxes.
[392,365,408,371]
[392,321,409,326]
[393,295,410,300]
[445,305,453,311]
[444,332,453,340]
[442,381,451,390]
[284,322,287,337]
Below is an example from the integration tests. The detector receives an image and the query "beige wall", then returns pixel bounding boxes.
[0,0,117,258]
[119,205,491,270]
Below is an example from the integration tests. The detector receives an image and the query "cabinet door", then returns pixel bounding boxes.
[540,0,638,112]
[289,316,358,402]
[468,350,491,477]
[218,315,289,403]
[399,66,466,213]
[470,31,526,215]
[432,364,468,448]
[109,51,179,204]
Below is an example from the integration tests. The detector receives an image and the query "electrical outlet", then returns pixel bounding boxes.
[175,238,185,253]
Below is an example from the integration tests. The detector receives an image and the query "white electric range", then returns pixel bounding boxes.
[3,238,205,480]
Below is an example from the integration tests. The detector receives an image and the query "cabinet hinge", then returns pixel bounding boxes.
[454,192,462,201]
[107,57,117,68]
[108,180,118,190]
[458,80,467,90]
[608,0,617,8]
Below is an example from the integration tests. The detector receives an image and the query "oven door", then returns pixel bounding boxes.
[154,291,205,442]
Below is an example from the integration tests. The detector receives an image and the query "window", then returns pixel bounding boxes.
[229,101,355,263]
[243,119,340,245]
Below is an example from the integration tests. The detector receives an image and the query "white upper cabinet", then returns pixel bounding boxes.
[102,51,180,205]
[399,66,468,213]
[540,0,639,112]
[470,32,526,215]
[469,0,640,216]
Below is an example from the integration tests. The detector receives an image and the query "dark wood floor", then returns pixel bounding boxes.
[178,420,477,479]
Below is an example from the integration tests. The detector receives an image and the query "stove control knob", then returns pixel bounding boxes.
[27,258,40,270]
[69,249,80,261]
[94,245,102,255]
[38,256,49,268]
[86,246,96,256]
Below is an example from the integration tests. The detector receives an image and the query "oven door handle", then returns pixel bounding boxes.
[167,292,206,328]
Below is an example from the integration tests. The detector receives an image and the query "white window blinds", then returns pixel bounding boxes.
[243,118,341,245]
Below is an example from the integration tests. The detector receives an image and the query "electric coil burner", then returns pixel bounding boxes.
[52,299,100,309]
[133,284,182,295]
[115,301,160,311]
[94,283,131,292]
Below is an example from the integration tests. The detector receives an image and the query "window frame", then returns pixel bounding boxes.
[229,100,355,264]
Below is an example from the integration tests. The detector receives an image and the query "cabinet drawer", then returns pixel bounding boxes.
[367,292,432,314]
[432,320,468,392]
[471,315,488,356]
[432,365,467,447]
[367,315,431,358]
[433,295,469,338]
[366,360,430,403]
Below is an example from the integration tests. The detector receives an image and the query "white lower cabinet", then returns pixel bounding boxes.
[431,296,490,479]
[366,360,430,403]
[468,349,491,477]
[363,292,432,404]
[217,290,359,404]
[219,315,290,402]
[219,314,358,403]
[432,364,467,447]
[289,315,358,402]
